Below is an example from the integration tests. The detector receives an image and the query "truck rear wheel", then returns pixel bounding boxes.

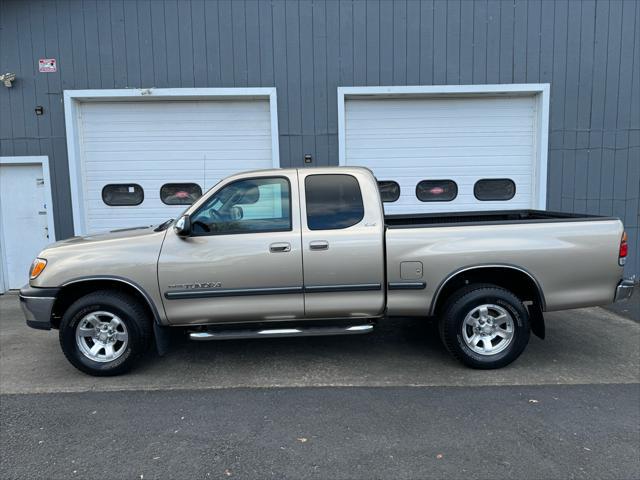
[439,284,530,369]
[59,290,152,376]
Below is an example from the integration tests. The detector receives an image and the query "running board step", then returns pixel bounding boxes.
[189,324,374,341]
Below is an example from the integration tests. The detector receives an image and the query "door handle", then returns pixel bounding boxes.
[309,240,329,251]
[269,242,291,253]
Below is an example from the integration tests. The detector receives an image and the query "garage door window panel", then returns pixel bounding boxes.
[102,184,144,206]
[160,183,202,205]
[190,177,291,235]
[416,180,458,202]
[474,179,516,201]
[305,174,365,230]
[378,181,401,203]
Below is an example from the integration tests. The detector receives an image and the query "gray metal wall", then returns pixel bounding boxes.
[1,0,638,275]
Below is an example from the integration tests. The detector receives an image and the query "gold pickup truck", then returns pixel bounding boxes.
[20,167,636,376]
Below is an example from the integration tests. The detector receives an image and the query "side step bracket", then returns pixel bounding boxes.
[189,324,374,341]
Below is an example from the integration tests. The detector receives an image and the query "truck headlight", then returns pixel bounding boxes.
[29,258,47,279]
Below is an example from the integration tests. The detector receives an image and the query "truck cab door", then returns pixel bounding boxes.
[298,170,385,318]
[158,171,304,324]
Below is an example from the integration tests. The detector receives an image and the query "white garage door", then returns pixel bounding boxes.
[343,95,540,214]
[77,99,274,233]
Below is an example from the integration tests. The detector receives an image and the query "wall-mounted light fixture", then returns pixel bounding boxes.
[0,72,16,88]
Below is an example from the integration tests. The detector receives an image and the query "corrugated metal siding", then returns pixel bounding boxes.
[0,0,638,275]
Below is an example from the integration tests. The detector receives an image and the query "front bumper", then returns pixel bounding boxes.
[19,285,60,330]
[614,276,638,303]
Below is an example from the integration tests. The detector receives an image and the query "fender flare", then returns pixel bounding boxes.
[60,275,171,355]
[430,263,547,316]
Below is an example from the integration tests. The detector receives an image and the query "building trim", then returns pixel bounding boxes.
[337,84,551,210]
[63,87,280,235]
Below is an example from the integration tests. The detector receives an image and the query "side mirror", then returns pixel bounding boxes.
[174,215,191,237]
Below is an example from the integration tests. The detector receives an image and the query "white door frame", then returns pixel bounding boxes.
[337,84,550,210]
[0,156,57,292]
[63,87,280,235]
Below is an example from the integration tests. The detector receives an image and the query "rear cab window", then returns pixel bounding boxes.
[305,174,364,230]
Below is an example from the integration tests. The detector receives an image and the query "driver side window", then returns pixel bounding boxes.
[190,177,291,235]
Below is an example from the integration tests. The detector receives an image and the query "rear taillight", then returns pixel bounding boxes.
[619,232,628,266]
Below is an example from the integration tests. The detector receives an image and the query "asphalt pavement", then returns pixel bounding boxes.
[604,292,640,322]
[1,292,639,479]
[3,384,639,480]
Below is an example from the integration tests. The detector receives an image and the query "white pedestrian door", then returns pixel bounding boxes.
[0,163,51,289]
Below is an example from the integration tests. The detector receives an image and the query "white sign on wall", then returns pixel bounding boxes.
[38,59,57,73]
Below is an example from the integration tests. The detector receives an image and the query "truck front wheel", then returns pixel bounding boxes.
[59,290,152,376]
[439,284,530,369]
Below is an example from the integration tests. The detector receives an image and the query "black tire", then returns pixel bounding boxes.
[59,290,152,376]
[438,284,530,369]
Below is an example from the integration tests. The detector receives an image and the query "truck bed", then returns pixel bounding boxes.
[385,209,614,229]
[384,209,623,314]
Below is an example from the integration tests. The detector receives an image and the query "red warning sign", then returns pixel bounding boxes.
[39,59,57,73]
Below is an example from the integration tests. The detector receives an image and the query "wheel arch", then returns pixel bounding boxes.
[430,264,547,317]
[51,276,162,329]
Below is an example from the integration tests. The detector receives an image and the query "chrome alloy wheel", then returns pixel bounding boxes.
[462,304,514,356]
[75,311,129,363]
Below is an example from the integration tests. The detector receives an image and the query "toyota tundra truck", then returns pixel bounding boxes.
[20,167,636,376]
